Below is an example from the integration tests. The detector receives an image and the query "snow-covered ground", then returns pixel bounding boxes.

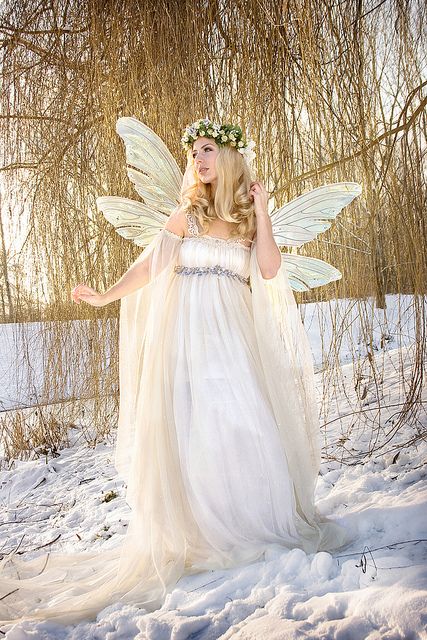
[0,297,426,639]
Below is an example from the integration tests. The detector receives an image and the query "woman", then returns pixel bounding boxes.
[0,119,351,629]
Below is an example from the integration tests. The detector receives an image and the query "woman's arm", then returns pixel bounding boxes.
[72,257,150,307]
[72,208,186,307]
[249,181,282,279]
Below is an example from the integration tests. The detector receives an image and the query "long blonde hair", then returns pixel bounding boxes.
[180,144,257,239]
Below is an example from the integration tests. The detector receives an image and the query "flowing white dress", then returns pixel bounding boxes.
[0,212,352,629]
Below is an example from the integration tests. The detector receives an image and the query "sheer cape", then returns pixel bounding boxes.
[0,229,351,630]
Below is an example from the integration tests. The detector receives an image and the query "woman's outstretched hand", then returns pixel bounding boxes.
[71,284,107,307]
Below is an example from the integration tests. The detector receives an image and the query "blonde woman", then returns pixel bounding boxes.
[0,119,352,628]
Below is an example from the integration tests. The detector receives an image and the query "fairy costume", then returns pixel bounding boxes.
[0,117,361,628]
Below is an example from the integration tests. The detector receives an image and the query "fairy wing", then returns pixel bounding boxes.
[281,254,342,292]
[96,196,170,247]
[96,117,183,247]
[270,182,362,290]
[271,182,362,247]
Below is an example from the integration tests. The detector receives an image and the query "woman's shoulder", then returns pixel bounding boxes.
[164,205,188,238]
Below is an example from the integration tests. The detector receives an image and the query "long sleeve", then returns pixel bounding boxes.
[249,241,352,552]
[114,229,183,484]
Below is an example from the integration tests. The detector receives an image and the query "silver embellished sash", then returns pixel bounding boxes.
[174,264,250,286]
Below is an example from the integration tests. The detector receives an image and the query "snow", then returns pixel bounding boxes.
[0,296,426,639]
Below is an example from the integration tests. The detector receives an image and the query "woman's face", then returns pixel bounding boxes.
[192,137,220,188]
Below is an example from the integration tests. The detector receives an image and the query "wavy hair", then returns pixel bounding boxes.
[180,144,257,239]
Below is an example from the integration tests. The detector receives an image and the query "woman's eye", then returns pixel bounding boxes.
[193,148,211,158]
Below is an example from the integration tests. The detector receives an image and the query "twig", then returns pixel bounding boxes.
[0,588,19,602]
[355,545,378,579]
[321,400,427,429]
[0,533,61,560]
[335,538,427,559]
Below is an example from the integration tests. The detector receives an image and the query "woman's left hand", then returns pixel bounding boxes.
[249,180,269,217]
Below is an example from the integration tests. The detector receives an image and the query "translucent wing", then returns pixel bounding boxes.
[269,182,362,290]
[271,182,362,248]
[96,117,183,247]
[96,196,170,247]
[282,254,342,292]
[116,117,183,209]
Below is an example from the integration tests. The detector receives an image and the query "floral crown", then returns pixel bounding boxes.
[181,118,256,164]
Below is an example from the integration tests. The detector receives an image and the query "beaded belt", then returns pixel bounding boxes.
[174,264,250,286]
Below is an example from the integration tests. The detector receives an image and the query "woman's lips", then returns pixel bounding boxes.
[199,168,208,173]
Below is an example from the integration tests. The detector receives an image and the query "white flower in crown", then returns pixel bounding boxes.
[238,139,256,164]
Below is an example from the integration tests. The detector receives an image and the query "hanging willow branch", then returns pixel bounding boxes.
[0,0,426,462]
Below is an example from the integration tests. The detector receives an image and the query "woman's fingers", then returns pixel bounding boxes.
[71,286,81,303]
[71,285,105,307]
[71,284,98,304]
[71,284,84,297]
[76,285,93,294]
[72,284,95,296]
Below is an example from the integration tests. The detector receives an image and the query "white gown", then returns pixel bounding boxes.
[160,225,300,554]
[0,213,352,629]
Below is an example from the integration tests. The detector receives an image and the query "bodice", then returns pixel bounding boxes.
[177,211,251,278]
[178,235,251,280]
